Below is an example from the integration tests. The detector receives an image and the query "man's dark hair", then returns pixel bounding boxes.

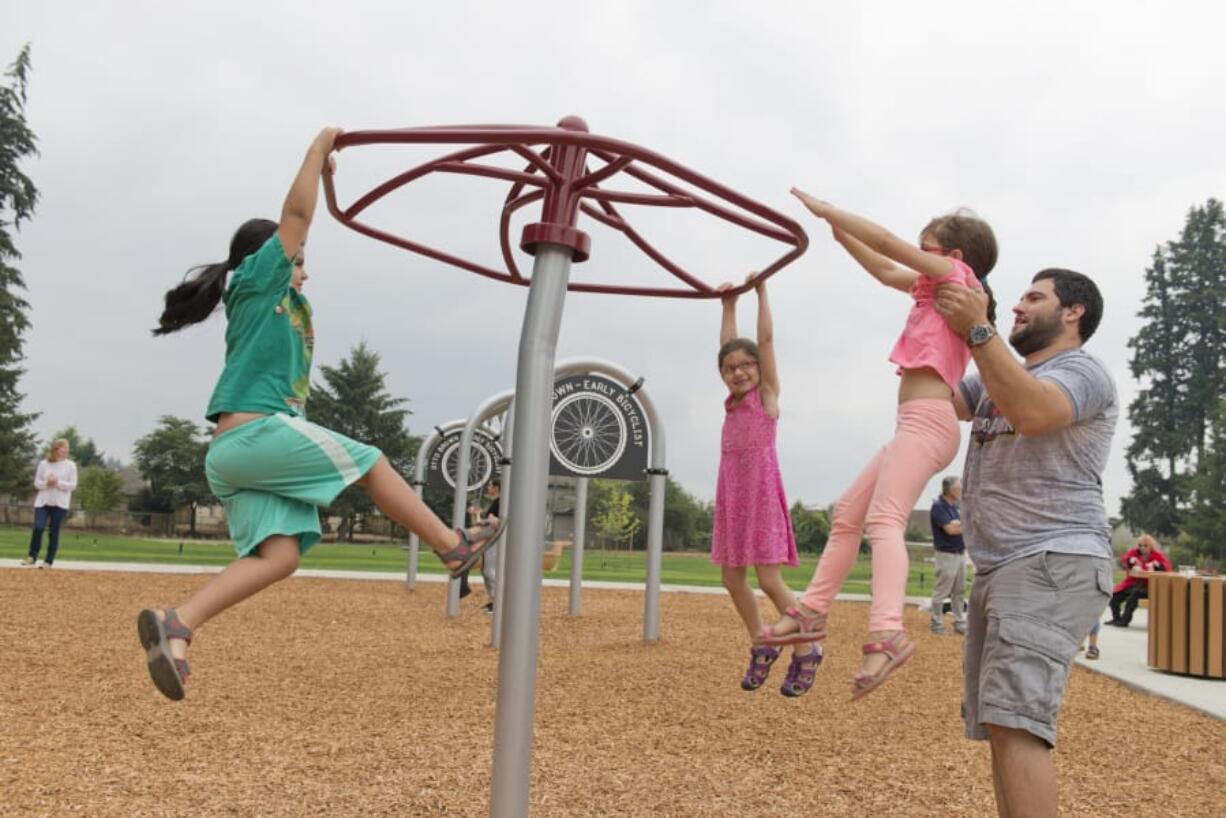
[1032,268,1103,342]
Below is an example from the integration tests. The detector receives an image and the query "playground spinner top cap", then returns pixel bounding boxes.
[323,116,808,298]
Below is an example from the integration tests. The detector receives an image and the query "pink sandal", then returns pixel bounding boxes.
[757,606,828,646]
[850,630,915,701]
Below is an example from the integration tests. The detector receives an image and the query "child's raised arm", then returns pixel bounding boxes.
[832,227,918,293]
[753,276,781,400]
[278,127,343,260]
[717,282,739,346]
[791,187,956,282]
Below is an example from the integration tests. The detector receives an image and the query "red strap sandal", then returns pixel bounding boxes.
[137,608,193,701]
[757,606,828,646]
[851,631,916,701]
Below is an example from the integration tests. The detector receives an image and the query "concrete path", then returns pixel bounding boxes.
[1072,607,1225,720]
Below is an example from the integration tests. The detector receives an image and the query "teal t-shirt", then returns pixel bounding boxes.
[205,234,314,422]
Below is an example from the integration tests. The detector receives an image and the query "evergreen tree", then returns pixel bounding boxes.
[309,342,416,540]
[1168,199,1226,458]
[0,45,39,493]
[49,425,106,468]
[1183,401,1226,564]
[1121,200,1226,537]
[133,416,211,536]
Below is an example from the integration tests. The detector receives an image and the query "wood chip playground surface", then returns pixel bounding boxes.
[2,568,1222,817]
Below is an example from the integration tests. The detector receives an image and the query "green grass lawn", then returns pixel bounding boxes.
[3,527,950,597]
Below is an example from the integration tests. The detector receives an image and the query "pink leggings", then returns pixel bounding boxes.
[800,399,960,631]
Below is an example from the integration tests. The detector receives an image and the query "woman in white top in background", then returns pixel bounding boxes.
[23,438,77,568]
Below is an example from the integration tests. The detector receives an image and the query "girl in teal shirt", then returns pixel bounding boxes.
[138,128,496,701]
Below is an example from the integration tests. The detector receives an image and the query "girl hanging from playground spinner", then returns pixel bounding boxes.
[712,275,822,697]
[137,128,497,701]
[761,189,996,701]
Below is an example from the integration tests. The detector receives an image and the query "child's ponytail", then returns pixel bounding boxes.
[153,262,230,335]
[153,218,278,335]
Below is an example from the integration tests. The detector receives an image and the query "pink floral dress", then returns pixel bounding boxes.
[711,387,799,567]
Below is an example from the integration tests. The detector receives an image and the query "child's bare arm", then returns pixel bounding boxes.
[717,282,738,346]
[279,128,342,261]
[754,277,781,399]
[834,227,918,292]
[792,187,956,282]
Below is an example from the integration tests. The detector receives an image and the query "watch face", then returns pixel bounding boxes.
[969,325,993,345]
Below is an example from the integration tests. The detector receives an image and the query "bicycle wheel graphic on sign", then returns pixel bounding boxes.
[550,391,627,476]
[440,440,495,491]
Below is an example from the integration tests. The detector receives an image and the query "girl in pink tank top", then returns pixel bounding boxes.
[712,277,821,698]
[761,189,997,701]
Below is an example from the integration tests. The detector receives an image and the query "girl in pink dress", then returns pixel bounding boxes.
[761,190,997,701]
[712,276,821,697]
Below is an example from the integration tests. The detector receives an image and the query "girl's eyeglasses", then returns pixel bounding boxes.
[722,360,758,375]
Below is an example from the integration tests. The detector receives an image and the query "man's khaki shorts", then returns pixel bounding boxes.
[963,551,1111,747]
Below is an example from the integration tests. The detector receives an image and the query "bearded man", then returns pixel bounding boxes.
[935,269,1117,818]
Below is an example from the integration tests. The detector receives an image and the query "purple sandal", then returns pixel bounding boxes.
[137,608,193,701]
[741,645,781,691]
[780,647,824,697]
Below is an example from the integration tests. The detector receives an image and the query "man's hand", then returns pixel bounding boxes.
[935,282,992,337]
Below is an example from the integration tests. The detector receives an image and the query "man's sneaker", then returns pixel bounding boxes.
[953,623,967,635]
[930,622,946,635]
[20,556,36,566]
[38,561,52,569]
[482,602,494,615]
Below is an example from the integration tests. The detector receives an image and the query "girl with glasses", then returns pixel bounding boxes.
[712,276,821,697]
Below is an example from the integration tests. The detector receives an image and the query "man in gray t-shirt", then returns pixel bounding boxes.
[936,268,1116,818]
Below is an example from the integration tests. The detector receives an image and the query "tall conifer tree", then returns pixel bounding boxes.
[0,45,39,493]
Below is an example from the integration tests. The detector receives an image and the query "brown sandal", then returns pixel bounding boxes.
[436,523,502,578]
[137,608,193,701]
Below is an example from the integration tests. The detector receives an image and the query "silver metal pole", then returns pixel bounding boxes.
[633,386,667,643]
[643,471,666,641]
[446,420,476,618]
[490,244,572,818]
[492,403,514,649]
[407,423,460,588]
[449,392,515,620]
[568,477,588,616]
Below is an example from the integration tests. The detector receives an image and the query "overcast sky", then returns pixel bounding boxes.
[3,1,1224,517]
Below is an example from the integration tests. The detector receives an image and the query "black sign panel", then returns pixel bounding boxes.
[425,428,503,492]
[549,373,649,481]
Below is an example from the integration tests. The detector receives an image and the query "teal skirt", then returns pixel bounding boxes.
[205,414,382,556]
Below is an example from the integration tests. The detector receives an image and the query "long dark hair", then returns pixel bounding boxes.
[153,218,278,335]
[922,209,999,324]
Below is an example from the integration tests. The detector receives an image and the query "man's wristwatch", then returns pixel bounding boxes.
[966,323,997,348]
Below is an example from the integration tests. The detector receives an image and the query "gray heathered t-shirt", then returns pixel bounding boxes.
[958,348,1117,573]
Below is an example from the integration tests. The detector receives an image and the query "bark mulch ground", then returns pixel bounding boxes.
[1,568,1222,816]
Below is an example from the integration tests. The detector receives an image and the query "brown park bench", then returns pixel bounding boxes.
[1147,573,1226,678]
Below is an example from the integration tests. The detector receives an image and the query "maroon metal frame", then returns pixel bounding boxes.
[323,116,808,298]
